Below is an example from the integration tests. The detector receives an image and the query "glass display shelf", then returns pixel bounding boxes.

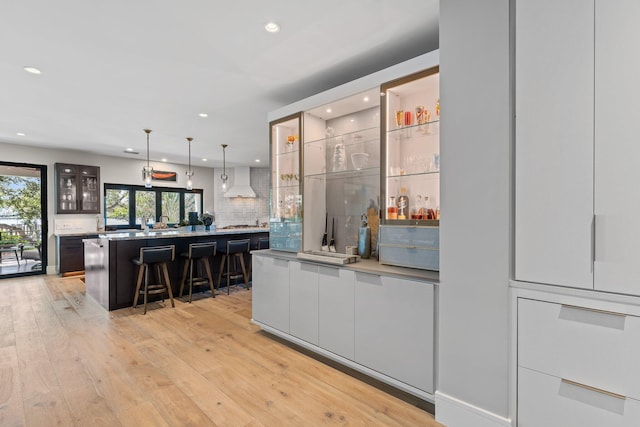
[386,119,440,137]
[387,170,440,180]
[305,125,380,146]
[270,112,302,253]
[305,166,380,181]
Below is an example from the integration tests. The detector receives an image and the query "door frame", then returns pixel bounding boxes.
[0,161,48,278]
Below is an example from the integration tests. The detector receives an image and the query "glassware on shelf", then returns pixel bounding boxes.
[395,110,404,127]
[397,187,409,220]
[387,196,398,220]
[351,153,369,170]
[332,143,347,172]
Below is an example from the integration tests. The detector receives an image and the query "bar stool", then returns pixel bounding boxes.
[217,239,250,294]
[257,237,269,250]
[179,241,217,303]
[248,237,269,281]
[132,245,175,314]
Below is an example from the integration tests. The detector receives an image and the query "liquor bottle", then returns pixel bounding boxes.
[397,187,409,220]
[387,196,398,220]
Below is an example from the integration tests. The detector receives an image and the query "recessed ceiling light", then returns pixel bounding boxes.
[198,113,208,118]
[16,132,25,136]
[23,66,42,75]
[202,158,208,162]
[265,22,280,33]
[125,147,134,152]
[326,108,332,113]
[161,158,168,162]
[255,159,261,163]
[350,119,355,122]
[363,96,369,102]
[123,148,140,155]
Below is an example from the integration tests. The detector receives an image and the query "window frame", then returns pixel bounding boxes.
[104,183,203,230]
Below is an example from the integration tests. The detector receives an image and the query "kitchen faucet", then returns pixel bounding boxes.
[159,215,170,224]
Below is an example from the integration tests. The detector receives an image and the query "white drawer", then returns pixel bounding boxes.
[518,367,640,427]
[518,298,640,400]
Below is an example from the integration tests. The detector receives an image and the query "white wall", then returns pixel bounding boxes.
[437,0,512,425]
[1,141,216,273]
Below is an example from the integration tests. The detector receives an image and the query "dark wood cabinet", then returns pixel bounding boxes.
[57,234,97,275]
[55,163,100,214]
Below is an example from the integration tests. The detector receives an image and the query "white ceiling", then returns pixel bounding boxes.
[0,1,438,169]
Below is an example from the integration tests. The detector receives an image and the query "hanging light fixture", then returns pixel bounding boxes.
[185,137,194,191]
[220,144,229,193]
[142,129,153,188]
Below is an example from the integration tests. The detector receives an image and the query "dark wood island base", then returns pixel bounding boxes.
[83,228,268,310]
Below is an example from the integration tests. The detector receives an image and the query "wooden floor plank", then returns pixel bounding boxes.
[0,274,442,426]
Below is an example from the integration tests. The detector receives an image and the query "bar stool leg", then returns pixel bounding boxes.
[179,259,189,298]
[133,263,145,308]
[238,253,249,290]
[202,258,215,297]
[162,262,175,307]
[188,258,194,303]
[143,265,149,315]
[155,264,165,303]
[218,255,226,292]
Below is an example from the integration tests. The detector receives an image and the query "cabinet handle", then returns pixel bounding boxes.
[561,379,626,400]
[561,304,626,318]
[591,214,596,271]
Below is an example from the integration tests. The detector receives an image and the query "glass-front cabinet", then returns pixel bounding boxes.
[379,67,440,270]
[303,89,380,254]
[269,113,302,252]
[55,163,100,214]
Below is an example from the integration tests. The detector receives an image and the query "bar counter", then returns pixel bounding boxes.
[83,228,268,310]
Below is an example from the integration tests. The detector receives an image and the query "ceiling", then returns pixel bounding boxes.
[0,1,438,169]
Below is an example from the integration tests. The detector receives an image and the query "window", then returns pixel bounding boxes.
[184,192,201,214]
[135,190,156,225]
[161,191,180,224]
[104,184,203,230]
[105,188,129,227]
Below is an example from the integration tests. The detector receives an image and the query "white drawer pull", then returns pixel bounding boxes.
[561,304,626,318]
[561,379,626,400]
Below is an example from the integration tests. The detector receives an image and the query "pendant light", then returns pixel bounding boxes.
[185,137,194,191]
[143,129,153,188]
[220,144,229,193]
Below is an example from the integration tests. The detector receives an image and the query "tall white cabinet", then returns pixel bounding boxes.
[515,0,595,290]
[516,1,640,425]
[516,0,640,296]
[593,0,640,295]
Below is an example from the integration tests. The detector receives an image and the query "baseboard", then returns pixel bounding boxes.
[435,391,512,427]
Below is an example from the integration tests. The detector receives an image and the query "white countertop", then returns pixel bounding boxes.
[91,227,268,241]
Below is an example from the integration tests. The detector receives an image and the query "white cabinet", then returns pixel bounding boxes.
[318,266,355,360]
[517,296,640,426]
[594,0,640,295]
[515,0,595,289]
[517,0,640,296]
[289,261,319,345]
[251,255,290,333]
[354,272,434,393]
[519,367,640,427]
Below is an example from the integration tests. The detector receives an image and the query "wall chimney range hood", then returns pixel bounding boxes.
[223,166,257,198]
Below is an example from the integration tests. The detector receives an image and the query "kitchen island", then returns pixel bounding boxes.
[83,228,268,310]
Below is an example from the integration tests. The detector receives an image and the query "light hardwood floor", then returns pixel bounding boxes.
[0,274,444,426]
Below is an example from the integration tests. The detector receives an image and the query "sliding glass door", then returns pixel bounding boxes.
[0,162,47,278]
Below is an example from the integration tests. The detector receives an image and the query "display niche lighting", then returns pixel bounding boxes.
[186,137,194,191]
[142,129,153,188]
[220,144,229,193]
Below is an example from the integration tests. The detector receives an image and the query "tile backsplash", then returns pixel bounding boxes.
[213,167,270,227]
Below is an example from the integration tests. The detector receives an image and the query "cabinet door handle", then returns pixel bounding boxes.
[561,304,626,318]
[591,214,596,271]
[561,379,626,400]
